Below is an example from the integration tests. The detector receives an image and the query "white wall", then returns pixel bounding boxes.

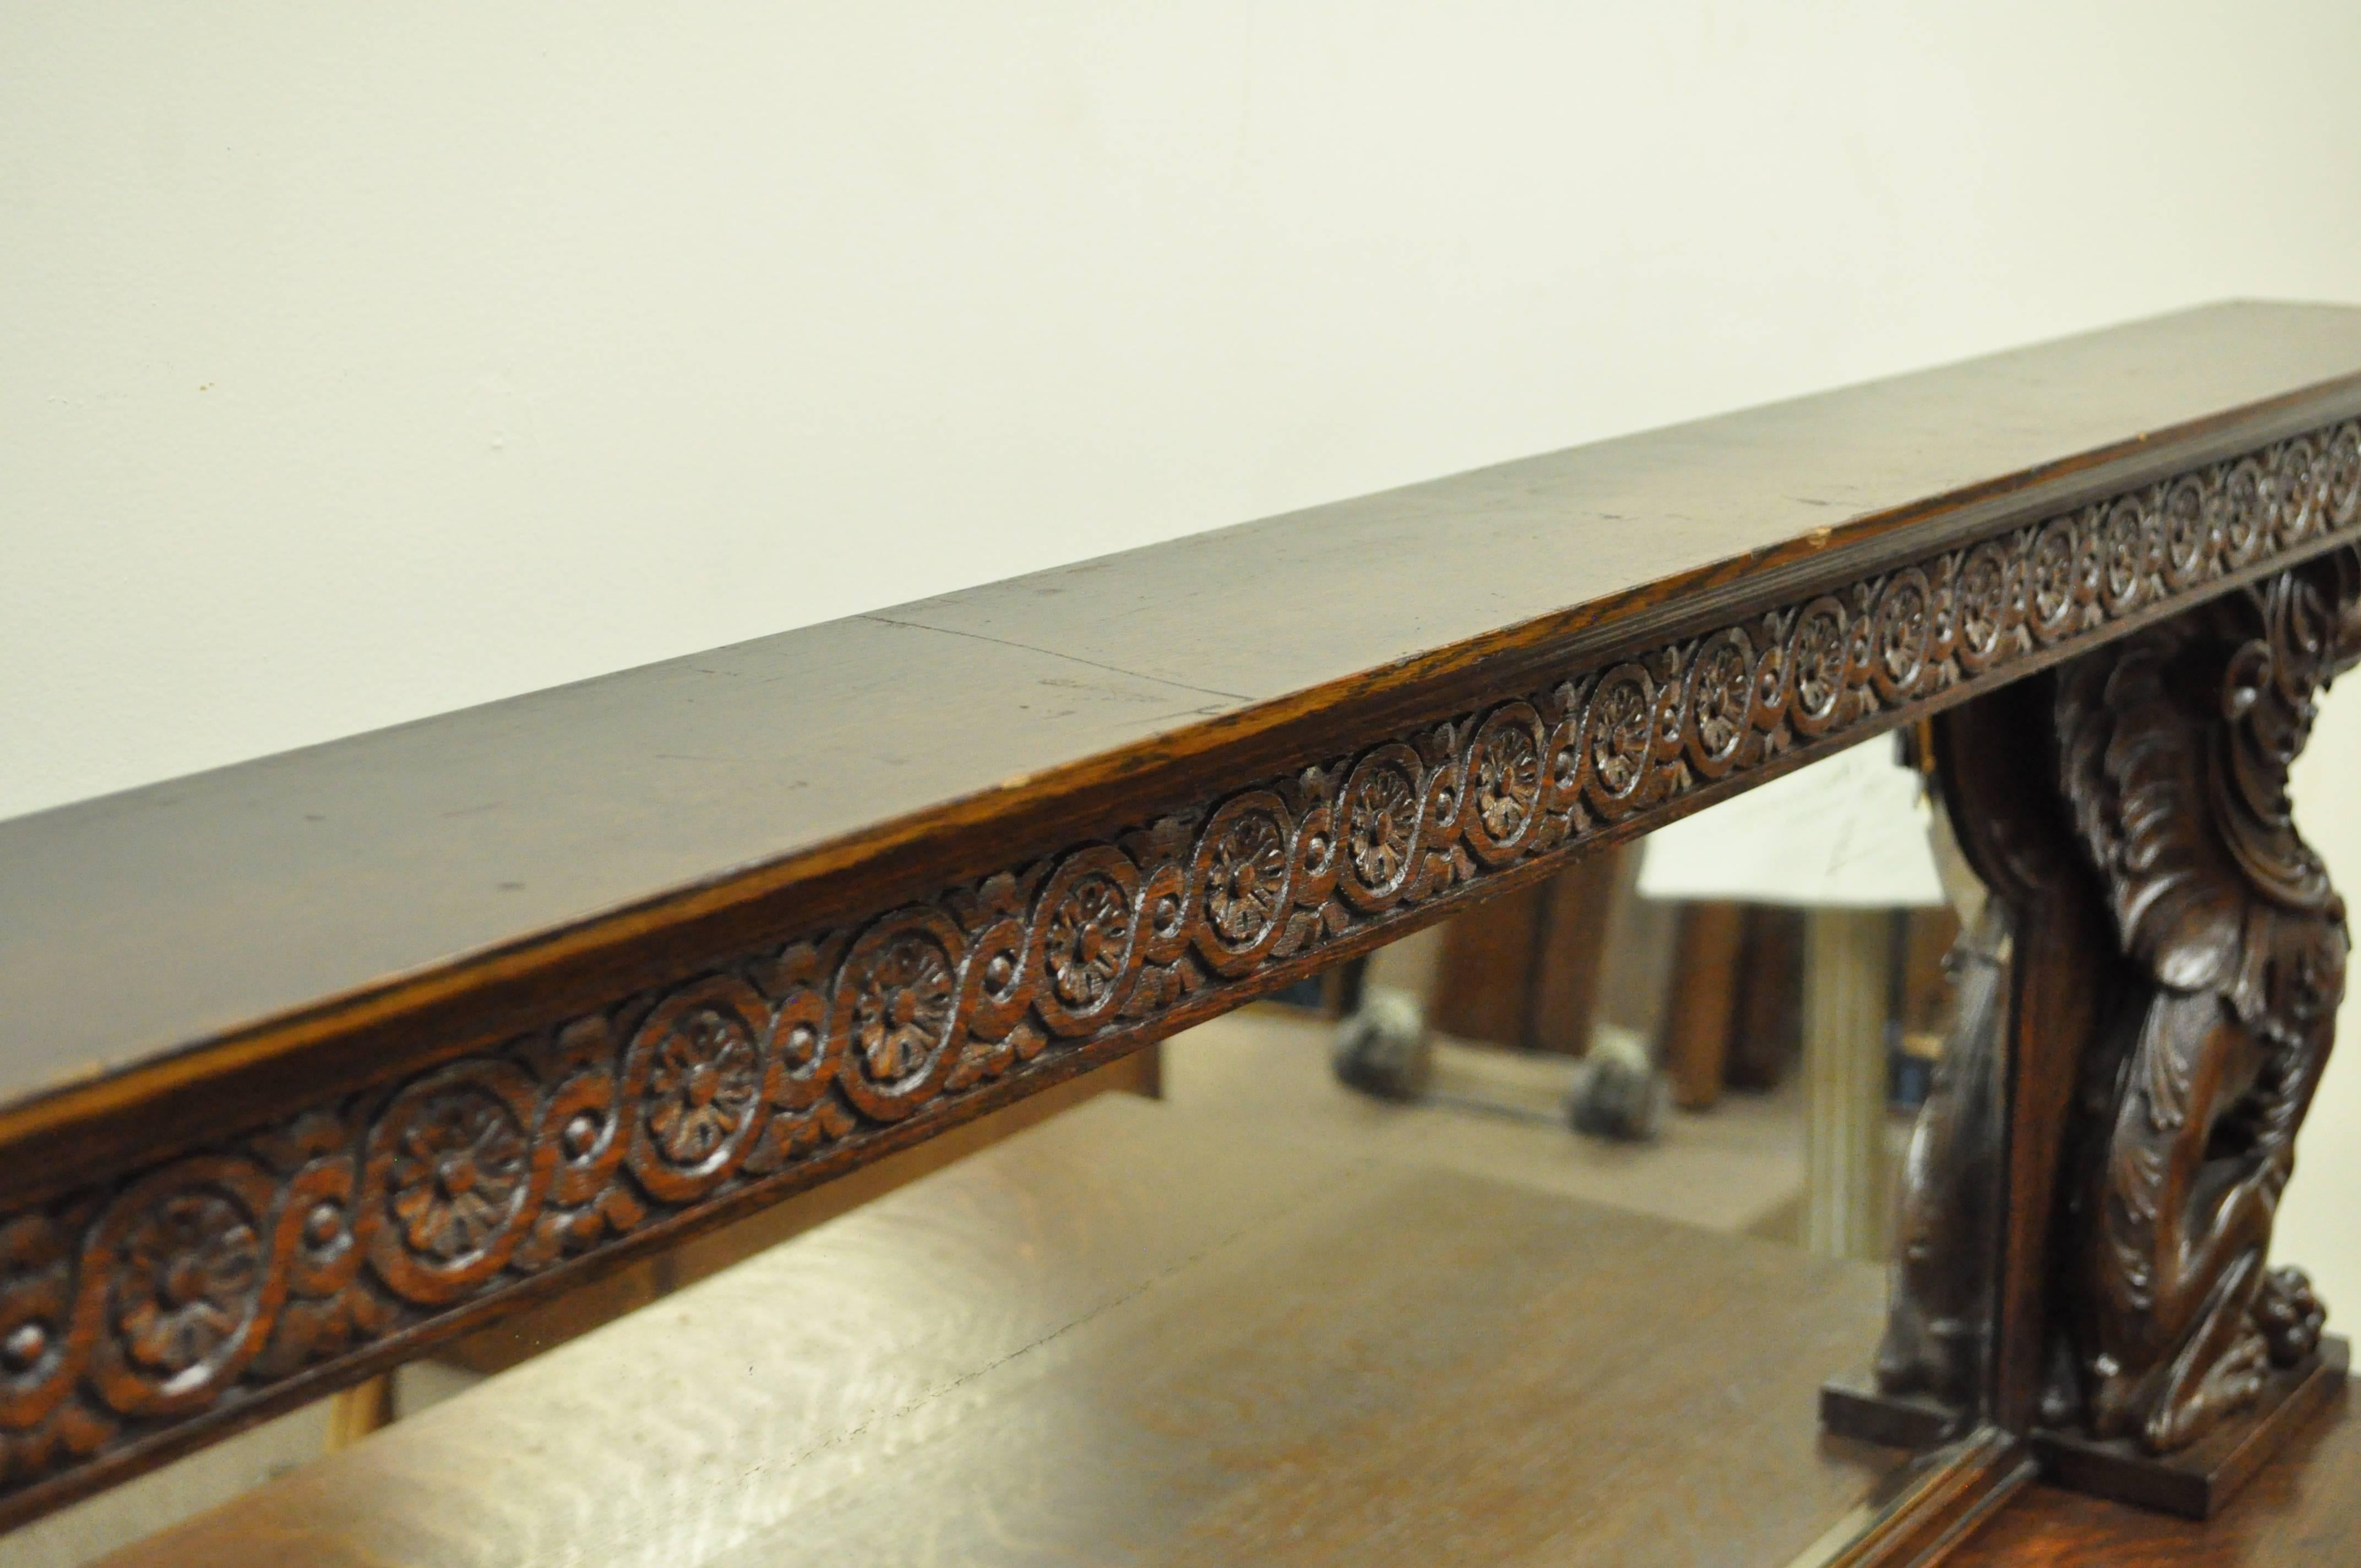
[6,4,2360,1292]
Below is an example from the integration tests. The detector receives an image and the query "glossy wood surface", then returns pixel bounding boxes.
[13,304,2361,1531]
[96,1096,1905,1568]
[1951,1394,2358,1564]
[8,302,2361,1135]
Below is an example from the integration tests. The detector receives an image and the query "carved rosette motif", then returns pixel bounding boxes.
[1341,745,1424,910]
[359,1063,542,1305]
[831,911,966,1121]
[623,980,780,1202]
[86,1159,282,1419]
[111,1194,257,1380]
[1582,663,1656,814]
[1463,703,1546,864]
[1027,847,1143,1038]
[4,418,2360,1516]
[1789,597,1852,735]
[1683,627,1754,778]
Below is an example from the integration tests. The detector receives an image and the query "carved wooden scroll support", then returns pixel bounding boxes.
[1830,543,2361,1518]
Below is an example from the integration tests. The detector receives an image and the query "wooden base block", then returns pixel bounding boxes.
[2030,1335,2348,1520]
[1819,1369,1972,1450]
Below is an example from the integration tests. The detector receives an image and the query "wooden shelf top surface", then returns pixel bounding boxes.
[93,1093,1903,1568]
[8,301,2361,1126]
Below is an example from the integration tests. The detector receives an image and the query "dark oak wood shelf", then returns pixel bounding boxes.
[8,301,2361,1550]
[10,302,2361,1171]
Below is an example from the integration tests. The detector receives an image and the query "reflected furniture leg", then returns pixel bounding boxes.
[1803,908,1894,1262]
[323,1375,390,1453]
[1663,901,1749,1110]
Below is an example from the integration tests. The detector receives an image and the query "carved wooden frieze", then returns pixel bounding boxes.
[3,420,2359,1518]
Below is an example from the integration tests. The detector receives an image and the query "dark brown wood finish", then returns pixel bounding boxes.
[1664,901,1751,1108]
[1937,677,2110,1436]
[1952,1394,2360,1564]
[432,1045,1159,1376]
[7,303,2361,1528]
[1829,546,2361,1522]
[2031,1339,2351,1521]
[1787,1428,2037,1568]
[1821,668,2123,1451]
[2043,554,2359,1458]
[12,303,2361,1165]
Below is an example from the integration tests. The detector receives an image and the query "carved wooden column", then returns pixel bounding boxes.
[1828,544,2361,1518]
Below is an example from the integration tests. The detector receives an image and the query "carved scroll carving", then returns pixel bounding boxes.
[2044,543,2361,1452]
[4,421,2360,1520]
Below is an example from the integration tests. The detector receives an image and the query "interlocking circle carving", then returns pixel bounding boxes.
[8,417,2361,1526]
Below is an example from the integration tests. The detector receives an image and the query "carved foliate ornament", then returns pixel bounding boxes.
[2049,543,2361,1452]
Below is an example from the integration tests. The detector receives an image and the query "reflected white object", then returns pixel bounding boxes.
[1635,742,1944,908]
[1331,987,1432,1101]
[1564,1022,1665,1142]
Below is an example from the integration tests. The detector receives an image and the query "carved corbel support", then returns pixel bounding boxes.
[1832,545,2361,1515]
[2042,546,2359,1455]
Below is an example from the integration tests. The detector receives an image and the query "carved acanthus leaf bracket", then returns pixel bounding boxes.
[2045,542,2361,1454]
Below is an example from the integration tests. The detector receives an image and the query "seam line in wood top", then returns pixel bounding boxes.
[859,614,1256,704]
[8,386,2361,1179]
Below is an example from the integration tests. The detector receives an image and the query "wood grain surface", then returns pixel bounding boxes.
[11,303,2361,1526]
[95,1096,1905,1568]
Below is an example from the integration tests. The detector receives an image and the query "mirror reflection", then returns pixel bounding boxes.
[1183,736,1971,1271]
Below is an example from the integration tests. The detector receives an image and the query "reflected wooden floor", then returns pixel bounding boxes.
[1165,1006,1810,1237]
[24,1009,1840,1567]
[88,1092,1898,1568]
